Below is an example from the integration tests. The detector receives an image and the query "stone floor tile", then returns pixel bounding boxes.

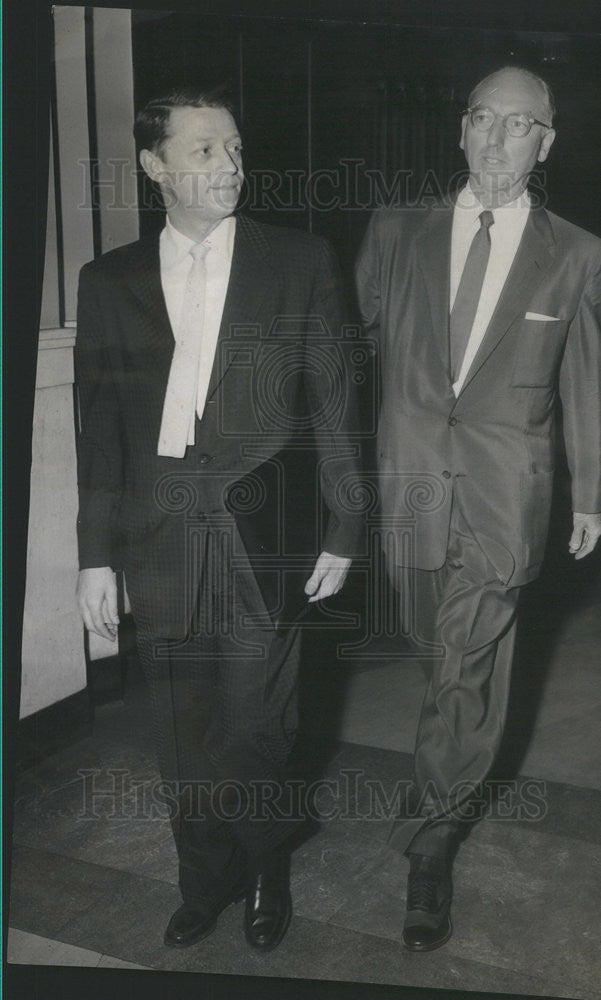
[96,955,151,969]
[554,604,601,644]
[334,661,424,753]
[524,779,601,844]
[7,844,140,940]
[290,825,388,921]
[520,705,601,789]
[11,755,179,884]
[7,928,101,967]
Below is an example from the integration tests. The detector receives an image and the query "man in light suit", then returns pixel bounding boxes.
[356,67,601,951]
[75,87,361,950]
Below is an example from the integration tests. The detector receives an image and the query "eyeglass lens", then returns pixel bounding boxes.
[470,109,532,137]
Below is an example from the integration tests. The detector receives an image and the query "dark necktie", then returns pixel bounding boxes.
[449,209,495,383]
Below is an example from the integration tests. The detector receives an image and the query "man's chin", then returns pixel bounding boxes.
[472,171,520,204]
[210,188,241,212]
[475,167,510,185]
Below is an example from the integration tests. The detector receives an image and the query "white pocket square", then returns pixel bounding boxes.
[525,311,560,321]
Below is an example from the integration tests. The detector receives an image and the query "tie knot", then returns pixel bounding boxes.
[190,242,209,261]
[479,209,494,231]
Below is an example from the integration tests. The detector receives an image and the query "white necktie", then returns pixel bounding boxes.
[158,242,209,458]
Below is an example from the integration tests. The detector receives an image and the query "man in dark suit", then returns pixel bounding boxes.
[75,87,361,950]
[356,66,601,951]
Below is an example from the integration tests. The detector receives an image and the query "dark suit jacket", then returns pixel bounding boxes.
[75,214,363,635]
[356,199,601,588]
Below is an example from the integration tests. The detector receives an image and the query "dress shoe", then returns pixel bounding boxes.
[402,853,452,952]
[164,884,247,948]
[244,856,292,952]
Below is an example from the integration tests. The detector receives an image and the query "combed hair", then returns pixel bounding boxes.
[134,85,235,156]
[469,67,556,124]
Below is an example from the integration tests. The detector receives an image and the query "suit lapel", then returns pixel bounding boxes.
[121,217,276,397]
[414,200,455,376]
[122,233,175,357]
[206,214,276,400]
[459,207,557,393]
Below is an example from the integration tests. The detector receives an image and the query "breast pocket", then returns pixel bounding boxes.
[511,318,569,388]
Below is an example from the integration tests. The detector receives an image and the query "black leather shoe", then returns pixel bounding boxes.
[164,884,247,948]
[244,857,292,952]
[402,853,453,952]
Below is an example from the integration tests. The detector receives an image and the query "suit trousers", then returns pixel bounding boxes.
[134,516,302,907]
[388,499,520,860]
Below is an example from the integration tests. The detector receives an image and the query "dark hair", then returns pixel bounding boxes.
[134,85,235,156]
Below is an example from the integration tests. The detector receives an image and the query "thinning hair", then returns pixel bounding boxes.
[469,66,556,125]
[134,85,235,156]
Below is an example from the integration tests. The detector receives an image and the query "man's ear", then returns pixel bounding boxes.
[139,148,166,183]
[459,114,468,151]
[537,128,556,163]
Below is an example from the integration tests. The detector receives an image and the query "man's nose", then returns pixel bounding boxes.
[486,118,506,146]
[218,147,239,173]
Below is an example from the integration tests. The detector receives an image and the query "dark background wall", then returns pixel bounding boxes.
[131,12,601,281]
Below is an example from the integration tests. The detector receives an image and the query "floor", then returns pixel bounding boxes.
[7,531,601,999]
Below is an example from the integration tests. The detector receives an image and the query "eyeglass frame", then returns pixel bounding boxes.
[462,106,552,138]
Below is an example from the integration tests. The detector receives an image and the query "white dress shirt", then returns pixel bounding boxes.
[450,182,531,394]
[159,214,236,420]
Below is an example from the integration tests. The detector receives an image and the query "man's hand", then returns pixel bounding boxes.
[76,567,119,641]
[304,551,352,603]
[569,512,601,560]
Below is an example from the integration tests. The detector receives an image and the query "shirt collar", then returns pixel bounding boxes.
[161,214,236,269]
[455,181,531,225]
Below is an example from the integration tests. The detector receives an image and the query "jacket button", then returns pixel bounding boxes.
[199,454,212,465]
[442,470,451,479]
[448,416,457,426]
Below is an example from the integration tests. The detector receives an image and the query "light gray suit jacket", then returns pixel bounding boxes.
[356,199,601,587]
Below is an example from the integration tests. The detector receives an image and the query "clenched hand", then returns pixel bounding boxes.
[569,512,601,560]
[304,551,352,603]
[76,566,119,641]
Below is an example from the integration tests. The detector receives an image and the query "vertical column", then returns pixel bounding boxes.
[53,5,94,323]
[20,329,87,717]
[21,6,141,717]
[20,6,93,718]
[92,7,139,255]
[40,113,60,330]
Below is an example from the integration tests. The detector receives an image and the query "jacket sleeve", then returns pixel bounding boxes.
[355,212,382,339]
[559,250,601,514]
[303,237,365,558]
[74,264,125,569]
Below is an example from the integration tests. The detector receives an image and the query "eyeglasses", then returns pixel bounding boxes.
[463,107,552,138]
